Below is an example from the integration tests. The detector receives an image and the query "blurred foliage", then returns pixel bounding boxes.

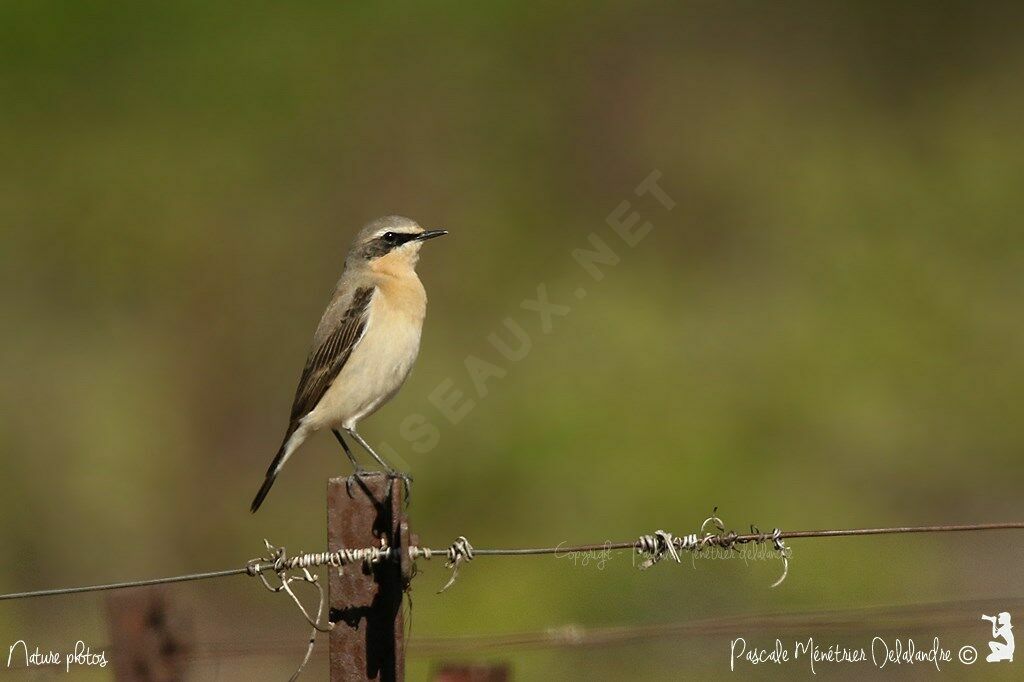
[1,1,1023,679]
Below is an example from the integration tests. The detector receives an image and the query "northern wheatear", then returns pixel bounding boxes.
[250,216,447,512]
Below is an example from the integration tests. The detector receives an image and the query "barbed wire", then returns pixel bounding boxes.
[0,568,249,601]
[3,519,1022,602]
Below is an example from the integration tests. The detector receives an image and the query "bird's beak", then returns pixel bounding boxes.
[416,229,448,242]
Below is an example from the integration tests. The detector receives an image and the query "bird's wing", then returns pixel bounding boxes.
[287,286,375,426]
[250,286,375,513]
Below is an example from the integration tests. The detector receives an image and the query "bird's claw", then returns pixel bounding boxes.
[387,471,413,502]
[346,473,360,498]
[342,469,411,501]
[346,469,380,497]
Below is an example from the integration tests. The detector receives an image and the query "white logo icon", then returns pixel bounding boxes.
[981,612,1014,663]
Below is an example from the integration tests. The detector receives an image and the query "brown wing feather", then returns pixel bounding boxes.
[288,286,374,426]
[251,286,375,512]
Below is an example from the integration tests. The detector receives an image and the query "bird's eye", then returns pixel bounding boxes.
[382,232,397,243]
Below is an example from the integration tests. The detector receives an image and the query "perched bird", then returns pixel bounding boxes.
[250,216,447,512]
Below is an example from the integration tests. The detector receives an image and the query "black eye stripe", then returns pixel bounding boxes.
[360,231,422,259]
[379,232,419,246]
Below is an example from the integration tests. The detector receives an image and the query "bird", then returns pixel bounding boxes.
[250,216,447,513]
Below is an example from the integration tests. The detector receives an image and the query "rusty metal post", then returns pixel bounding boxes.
[329,474,410,681]
[105,586,193,681]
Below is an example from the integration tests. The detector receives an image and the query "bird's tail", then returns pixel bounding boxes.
[249,469,278,514]
[250,426,303,513]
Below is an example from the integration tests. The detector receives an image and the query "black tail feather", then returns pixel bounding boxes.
[250,473,277,513]
[250,437,290,513]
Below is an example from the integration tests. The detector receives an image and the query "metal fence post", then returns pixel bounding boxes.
[328,475,410,681]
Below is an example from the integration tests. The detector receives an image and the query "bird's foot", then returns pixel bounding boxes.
[346,469,384,497]
[387,471,414,502]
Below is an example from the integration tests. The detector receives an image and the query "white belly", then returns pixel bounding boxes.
[303,290,424,431]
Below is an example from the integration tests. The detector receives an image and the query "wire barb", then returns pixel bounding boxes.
[437,536,474,593]
[636,530,696,568]
[248,541,336,681]
[768,528,791,588]
[632,514,791,587]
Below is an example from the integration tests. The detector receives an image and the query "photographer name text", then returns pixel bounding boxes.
[731,636,981,673]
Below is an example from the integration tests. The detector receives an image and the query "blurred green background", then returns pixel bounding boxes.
[2,1,1023,679]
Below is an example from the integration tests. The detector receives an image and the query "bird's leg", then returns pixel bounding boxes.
[345,427,413,498]
[333,429,368,497]
[333,429,365,472]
